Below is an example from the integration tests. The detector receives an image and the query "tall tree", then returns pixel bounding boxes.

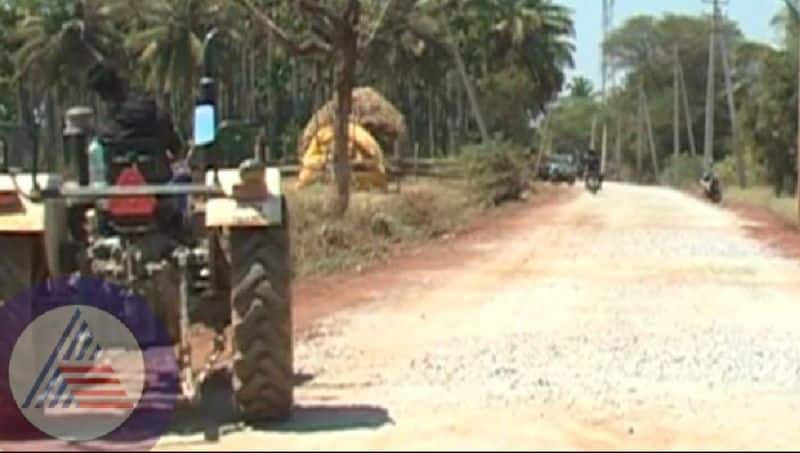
[107,0,224,130]
[234,0,401,216]
[781,0,800,222]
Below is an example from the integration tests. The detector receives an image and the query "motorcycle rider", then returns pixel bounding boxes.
[700,168,722,203]
[583,148,602,179]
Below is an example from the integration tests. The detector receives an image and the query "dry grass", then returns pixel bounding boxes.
[283,177,478,277]
[725,186,797,224]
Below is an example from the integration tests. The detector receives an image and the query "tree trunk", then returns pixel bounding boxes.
[330,37,357,216]
[266,27,274,149]
[674,45,681,184]
[447,73,456,156]
[674,46,681,160]
[454,71,462,151]
[428,91,435,157]
[533,117,550,179]
[45,90,57,171]
[407,82,415,150]
[250,46,257,120]
[445,23,489,143]
[636,97,643,181]
[601,123,608,175]
[615,118,622,180]
[291,57,299,125]
[642,86,660,182]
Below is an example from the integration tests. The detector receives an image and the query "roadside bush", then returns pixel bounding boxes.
[662,153,704,188]
[458,140,534,206]
[716,148,769,188]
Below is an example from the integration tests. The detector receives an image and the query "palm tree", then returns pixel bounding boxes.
[490,0,575,114]
[14,0,122,94]
[12,0,123,168]
[106,0,224,130]
[569,76,594,98]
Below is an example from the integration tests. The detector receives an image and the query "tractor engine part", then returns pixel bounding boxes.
[63,106,95,187]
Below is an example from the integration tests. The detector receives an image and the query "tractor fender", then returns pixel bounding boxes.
[0,173,69,278]
[0,173,62,233]
[204,168,283,228]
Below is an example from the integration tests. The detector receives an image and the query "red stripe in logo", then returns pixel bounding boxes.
[65,378,121,385]
[77,402,136,410]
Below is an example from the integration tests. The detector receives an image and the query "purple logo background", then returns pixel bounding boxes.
[0,276,179,451]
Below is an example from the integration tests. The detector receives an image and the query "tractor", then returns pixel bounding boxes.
[0,29,293,437]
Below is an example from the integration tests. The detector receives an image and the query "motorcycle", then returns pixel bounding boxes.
[700,172,723,203]
[584,166,603,194]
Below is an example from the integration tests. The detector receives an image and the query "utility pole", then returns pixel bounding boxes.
[641,82,660,182]
[601,122,608,175]
[679,60,698,156]
[719,29,746,187]
[615,117,622,179]
[636,89,644,181]
[702,0,723,173]
[601,0,615,178]
[674,45,681,184]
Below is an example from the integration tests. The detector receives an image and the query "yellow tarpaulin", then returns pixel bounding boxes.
[297,123,388,190]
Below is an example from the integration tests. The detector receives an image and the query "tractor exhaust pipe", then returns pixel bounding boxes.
[63,106,95,187]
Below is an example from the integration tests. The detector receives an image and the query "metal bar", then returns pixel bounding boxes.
[55,184,225,199]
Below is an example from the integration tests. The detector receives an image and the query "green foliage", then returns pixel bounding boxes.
[662,153,704,188]
[478,67,538,144]
[568,76,594,98]
[547,95,601,152]
[602,13,742,174]
[716,147,769,188]
[0,0,577,166]
[458,139,533,206]
[738,45,797,196]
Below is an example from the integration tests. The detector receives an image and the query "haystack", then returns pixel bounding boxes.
[297,122,388,190]
[298,87,407,159]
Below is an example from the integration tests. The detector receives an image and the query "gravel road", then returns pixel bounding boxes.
[157,182,800,451]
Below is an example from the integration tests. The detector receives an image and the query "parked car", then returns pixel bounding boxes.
[541,152,578,185]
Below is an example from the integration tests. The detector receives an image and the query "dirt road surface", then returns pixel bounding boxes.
[156,182,800,451]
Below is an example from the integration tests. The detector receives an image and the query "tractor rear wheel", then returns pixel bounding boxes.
[228,199,293,422]
[0,234,47,305]
[0,234,47,439]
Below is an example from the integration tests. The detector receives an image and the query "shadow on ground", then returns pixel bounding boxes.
[259,404,393,433]
[166,369,392,442]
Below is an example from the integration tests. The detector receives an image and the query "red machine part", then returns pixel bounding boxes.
[108,166,157,218]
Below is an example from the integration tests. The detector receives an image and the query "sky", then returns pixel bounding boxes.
[563,0,784,89]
